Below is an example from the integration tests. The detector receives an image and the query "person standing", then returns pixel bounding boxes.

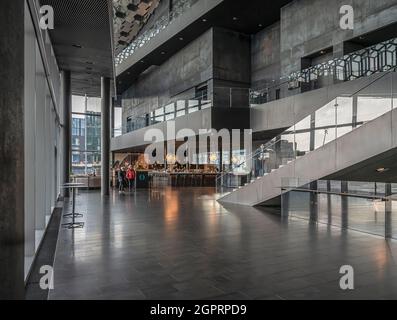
[126,165,136,192]
[118,167,126,193]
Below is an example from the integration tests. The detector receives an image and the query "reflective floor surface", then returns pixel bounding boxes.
[49,188,397,300]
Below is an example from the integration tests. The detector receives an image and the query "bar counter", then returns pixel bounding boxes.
[149,172,219,187]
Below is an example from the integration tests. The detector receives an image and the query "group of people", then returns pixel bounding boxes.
[117,165,136,193]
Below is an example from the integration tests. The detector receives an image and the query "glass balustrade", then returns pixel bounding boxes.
[113,97,212,136]
[216,68,396,195]
[280,178,397,239]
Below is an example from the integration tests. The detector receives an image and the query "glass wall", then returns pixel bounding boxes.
[72,95,102,176]
[24,2,61,280]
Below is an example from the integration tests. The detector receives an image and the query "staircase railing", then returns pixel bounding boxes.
[216,67,397,195]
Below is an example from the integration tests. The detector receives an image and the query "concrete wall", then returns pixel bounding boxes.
[213,28,251,86]
[122,28,213,128]
[280,0,397,75]
[122,27,252,127]
[212,28,251,109]
[251,22,281,91]
[250,0,397,99]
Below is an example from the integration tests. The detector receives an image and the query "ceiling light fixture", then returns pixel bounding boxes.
[179,37,184,41]
[72,44,82,49]
[202,18,207,22]
[232,17,238,21]
[376,167,390,173]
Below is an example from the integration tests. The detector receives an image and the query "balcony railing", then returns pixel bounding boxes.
[250,37,397,104]
[281,178,397,239]
[114,96,212,137]
[114,38,397,138]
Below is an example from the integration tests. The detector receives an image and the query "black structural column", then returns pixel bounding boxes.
[101,77,111,196]
[60,70,72,197]
[0,0,25,299]
[111,97,115,138]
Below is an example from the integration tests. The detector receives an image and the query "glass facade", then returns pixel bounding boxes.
[23,3,61,280]
[72,96,102,175]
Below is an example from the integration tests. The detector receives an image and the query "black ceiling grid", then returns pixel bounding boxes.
[40,0,114,97]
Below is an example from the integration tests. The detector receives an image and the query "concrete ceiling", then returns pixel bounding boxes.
[40,0,114,97]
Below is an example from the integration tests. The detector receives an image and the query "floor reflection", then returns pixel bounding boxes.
[49,188,397,300]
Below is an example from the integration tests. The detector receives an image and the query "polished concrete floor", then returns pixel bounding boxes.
[49,188,397,300]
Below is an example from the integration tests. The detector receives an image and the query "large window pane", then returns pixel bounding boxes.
[72,95,101,176]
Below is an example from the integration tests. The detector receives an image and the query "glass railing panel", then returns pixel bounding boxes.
[276,132,296,168]
[176,100,186,117]
[347,196,386,236]
[330,180,342,193]
[187,100,199,113]
[355,72,393,125]
[164,103,176,121]
[281,178,397,239]
[357,96,392,123]
[317,180,328,192]
[113,97,213,135]
[201,100,212,110]
[347,181,376,196]
[294,115,311,158]
[314,99,338,150]
[217,69,395,195]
